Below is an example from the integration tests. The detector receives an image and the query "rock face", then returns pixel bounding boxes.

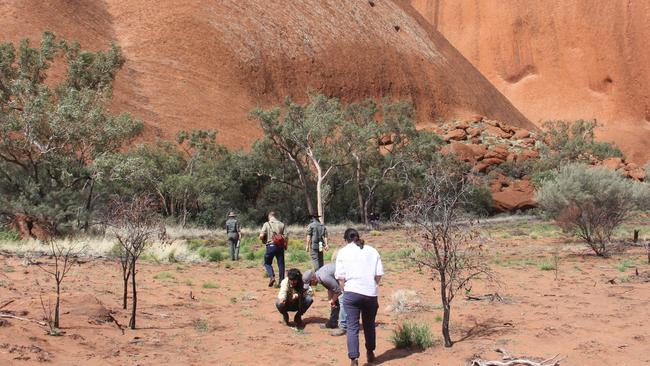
[410,0,650,164]
[0,0,535,147]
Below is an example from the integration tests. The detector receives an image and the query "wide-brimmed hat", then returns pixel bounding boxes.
[308,212,320,218]
[228,211,237,217]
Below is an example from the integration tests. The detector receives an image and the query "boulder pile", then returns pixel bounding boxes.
[434,117,646,212]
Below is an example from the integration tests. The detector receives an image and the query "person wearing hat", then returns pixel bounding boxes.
[225,211,241,261]
[305,213,328,270]
[303,263,348,336]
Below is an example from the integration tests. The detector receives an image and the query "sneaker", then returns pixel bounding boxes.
[281,312,290,326]
[367,351,375,363]
[319,322,337,329]
[350,359,358,366]
[330,328,346,336]
[268,278,275,287]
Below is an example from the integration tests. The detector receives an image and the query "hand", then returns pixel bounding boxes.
[324,244,329,251]
[280,300,286,306]
[292,293,299,300]
[305,246,310,252]
[329,299,337,308]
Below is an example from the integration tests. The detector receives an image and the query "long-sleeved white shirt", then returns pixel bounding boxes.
[335,242,383,297]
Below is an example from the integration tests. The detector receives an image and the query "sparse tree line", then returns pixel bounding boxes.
[1,33,648,246]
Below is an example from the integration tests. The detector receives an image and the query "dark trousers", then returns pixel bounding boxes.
[228,237,239,260]
[343,292,379,360]
[310,246,324,270]
[275,295,313,316]
[263,244,285,282]
[328,297,340,326]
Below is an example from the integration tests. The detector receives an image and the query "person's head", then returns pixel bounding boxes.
[268,211,277,220]
[343,228,364,249]
[302,270,318,286]
[309,212,320,221]
[228,211,237,218]
[287,268,303,289]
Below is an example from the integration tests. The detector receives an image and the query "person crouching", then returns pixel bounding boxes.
[276,268,313,328]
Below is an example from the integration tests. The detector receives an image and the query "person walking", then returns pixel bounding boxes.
[305,213,328,270]
[225,211,241,261]
[276,268,313,328]
[259,211,287,287]
[303,263,347,336]
[335,228,384,366]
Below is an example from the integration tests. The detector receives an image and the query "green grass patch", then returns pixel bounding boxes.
[2,265,15,273]
[185,279,194,286]
[538,261,557,271]
[615,259,634,272]
[202,281,219,289]
[434,315,442,322]
[391,321,434,349]
[193,318,209,332]
[287,248,310,263]
[153,271,175,280]
[0,228,20,242]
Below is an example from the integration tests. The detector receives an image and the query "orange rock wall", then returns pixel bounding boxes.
[1,0,534,148]
[411,0,650,163]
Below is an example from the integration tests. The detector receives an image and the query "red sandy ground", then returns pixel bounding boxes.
[1,225,649,365]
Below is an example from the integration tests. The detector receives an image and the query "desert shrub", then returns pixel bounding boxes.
[287,248,310,263]
[391,321,434,349]
[0,227,21,242]
[540,120,622,163]
[537,164,650,256]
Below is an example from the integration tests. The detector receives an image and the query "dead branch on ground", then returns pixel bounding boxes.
[471,348,564,366]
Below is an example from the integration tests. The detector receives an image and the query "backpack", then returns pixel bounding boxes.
[269,221,287,249]
[272,233,287,249]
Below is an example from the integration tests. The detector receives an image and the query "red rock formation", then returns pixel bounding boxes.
[0,0,535,148]
[410,0,650,164]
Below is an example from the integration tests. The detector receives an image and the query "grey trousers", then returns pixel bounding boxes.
[310,247,324,270]
[228,237,239,260]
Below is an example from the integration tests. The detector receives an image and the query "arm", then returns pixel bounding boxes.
[305,234,310,252]
[277,278,288,302]
[322,226,329,251]
[375,254,384,284]
[259,223,267,243]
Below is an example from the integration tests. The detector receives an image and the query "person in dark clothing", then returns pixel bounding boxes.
[276,268,313,328]
[225,211,241,261]
[305,213,328,270]
[303,263,347,335]
[259,211,287,287]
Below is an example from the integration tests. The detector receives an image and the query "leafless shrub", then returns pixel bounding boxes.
[107,196,164,329]
[396,158,495,347]
[31,239,85,330]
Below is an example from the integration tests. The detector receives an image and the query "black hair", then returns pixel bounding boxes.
[343,228,364,249]
[286,268,304,290]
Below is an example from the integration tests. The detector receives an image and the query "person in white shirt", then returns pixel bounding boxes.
[335,228,384,366]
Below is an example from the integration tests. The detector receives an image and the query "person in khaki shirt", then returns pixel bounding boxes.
[275,268,313,328]
[259,211,287,287]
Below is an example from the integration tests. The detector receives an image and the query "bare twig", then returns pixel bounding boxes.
[0,312,47,326]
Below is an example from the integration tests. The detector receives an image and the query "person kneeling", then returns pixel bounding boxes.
[276,268,313,327]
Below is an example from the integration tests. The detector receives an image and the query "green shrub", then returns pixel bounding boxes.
[0,227,20,242]
[615,259,634,272]
[288,248,310,263]
[206,249,224,262]
[202,281,219,289]
[153,271,175,280]
[391,321,434,349]
[537,164,650,256]
[538,262,556,271]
